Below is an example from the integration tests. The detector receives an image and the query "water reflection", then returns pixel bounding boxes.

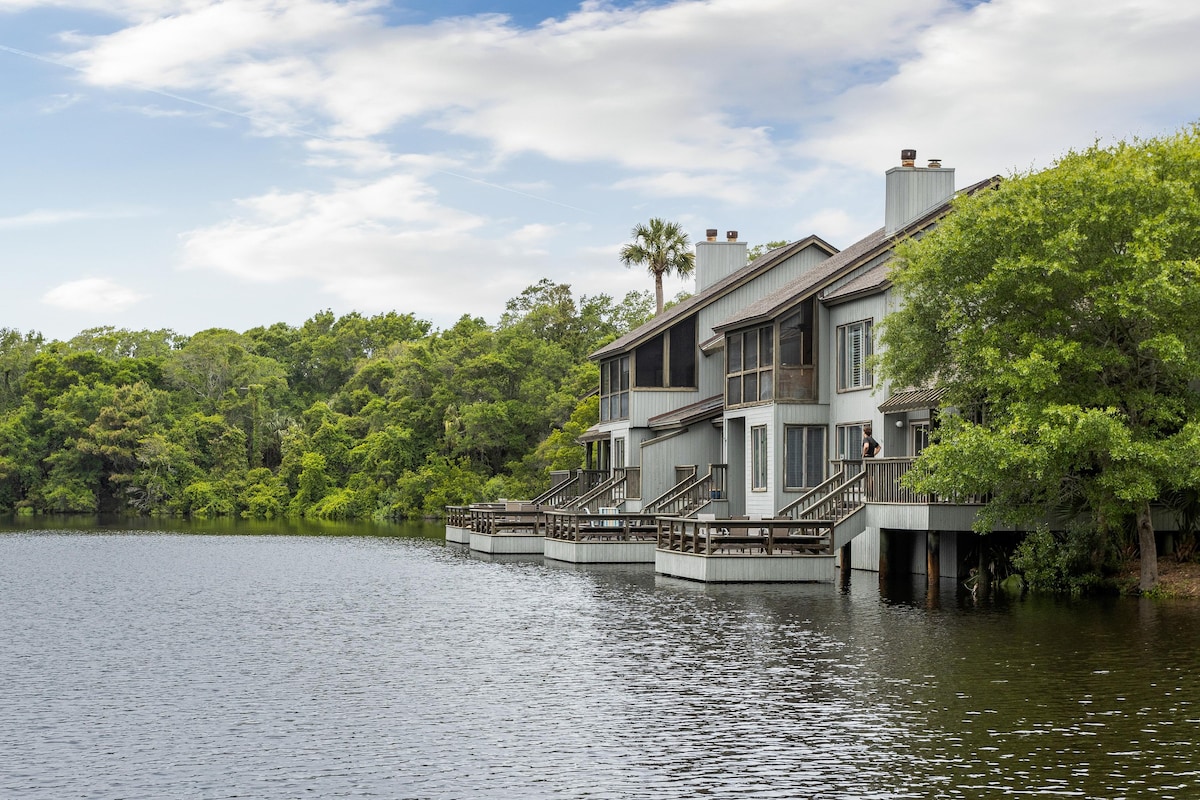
[1,524,1197,799]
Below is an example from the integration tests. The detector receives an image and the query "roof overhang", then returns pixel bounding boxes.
[647,394,724,430]
[576,425,611,443]
[877,387,947,413]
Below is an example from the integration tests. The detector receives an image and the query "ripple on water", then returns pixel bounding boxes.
[1,530,1199,799]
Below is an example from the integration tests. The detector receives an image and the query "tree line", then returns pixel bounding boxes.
[0,281,654,520]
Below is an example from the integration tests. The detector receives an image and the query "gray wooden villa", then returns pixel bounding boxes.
[449,150,1042,583]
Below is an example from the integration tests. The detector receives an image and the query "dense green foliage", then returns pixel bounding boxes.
[879,126,1200,593]
[0,281,652,520]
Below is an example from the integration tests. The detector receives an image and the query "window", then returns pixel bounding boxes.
[613,437,626,469]
[784,426,826,489]
[727,326,775,406]
[836,423,865,462]
[751,425,768,491]
[837,319,873,391]
[777,297,816,400]
[600,356,629,421]
[633,316,697,389]
[912,423,930,456]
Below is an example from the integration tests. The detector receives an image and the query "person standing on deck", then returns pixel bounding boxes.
[862,424,881,459]
[861,423,881,500]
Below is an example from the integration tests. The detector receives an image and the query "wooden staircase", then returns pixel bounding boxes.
[644,465,727,517]
[777,467,867,551]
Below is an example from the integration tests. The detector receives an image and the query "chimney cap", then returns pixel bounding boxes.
[705,228,718,241]
[900,149,916,167]
[927,158,942,168]
[726,230,738,242]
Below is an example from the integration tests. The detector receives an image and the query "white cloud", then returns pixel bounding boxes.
[11,0,1200,337]
[43,278,146,312]
[38,93,82,113]
[0,208,149,229]
[179,173,555,324]
[58,0,963,186]
[806,0,1200,181]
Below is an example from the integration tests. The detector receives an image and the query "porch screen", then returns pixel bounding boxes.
[778,297,816,400]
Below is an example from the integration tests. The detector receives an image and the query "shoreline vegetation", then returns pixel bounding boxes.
[0,282,655,524]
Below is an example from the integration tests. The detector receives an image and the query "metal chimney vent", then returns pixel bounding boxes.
[900,149,917,167]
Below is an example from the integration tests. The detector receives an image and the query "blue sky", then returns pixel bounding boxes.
[2,0,1199,341]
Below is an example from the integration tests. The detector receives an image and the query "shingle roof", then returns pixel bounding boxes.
[590,234,837,360]
[820,262,890,304]
[714,176,1000,331]
[646,394,725,429]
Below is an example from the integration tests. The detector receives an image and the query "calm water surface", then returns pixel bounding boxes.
[2,518,1198,799]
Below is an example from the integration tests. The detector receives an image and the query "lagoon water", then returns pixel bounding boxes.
[2,519,1198,799]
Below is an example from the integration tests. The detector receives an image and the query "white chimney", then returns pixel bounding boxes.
[695,228,747,292]
[885,149,955,235]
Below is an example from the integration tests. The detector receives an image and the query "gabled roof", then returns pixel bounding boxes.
[647,394,724,430]
[590,234,838,360]
[714,176,999,332]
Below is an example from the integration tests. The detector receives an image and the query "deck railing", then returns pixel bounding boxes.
[645,464,727,516]
[469,505,545,535]
[543,509,658,542]
[445,505,471,528]
[532,469,609,508]
[865,458,987,504]
[573,466,644,511]
[657,516,832,556]
[617,467,641,501]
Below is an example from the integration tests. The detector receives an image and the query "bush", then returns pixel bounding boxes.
[182,480,236,517]
[1012,524,1119,595]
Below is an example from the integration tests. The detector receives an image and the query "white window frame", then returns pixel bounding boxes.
[837,319,874,391]
[784,425,826,490]
[751,425,769,491]
[836,423,866,463]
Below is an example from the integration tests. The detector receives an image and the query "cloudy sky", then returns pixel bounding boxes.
[3,0,1198,341]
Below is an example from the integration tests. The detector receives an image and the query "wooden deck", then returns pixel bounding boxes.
[656,517,832,556]
[543,510,658,564]
[464,504,546,554]
[654,516,837,583]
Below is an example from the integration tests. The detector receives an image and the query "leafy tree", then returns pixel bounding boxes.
[0,403,42,509]
[165,329,287,408]
[0,329,45,412]
[76,382,169,507]
[619,218,695,315]
[747,240,790,262]
[879,127,1200,593]
[67,327,185,359]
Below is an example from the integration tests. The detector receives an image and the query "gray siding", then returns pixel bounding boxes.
[885,166,956,235]
[639,426,722,503]
[695,240,748,292]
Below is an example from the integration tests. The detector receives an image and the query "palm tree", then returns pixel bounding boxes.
[619,218,694,315]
